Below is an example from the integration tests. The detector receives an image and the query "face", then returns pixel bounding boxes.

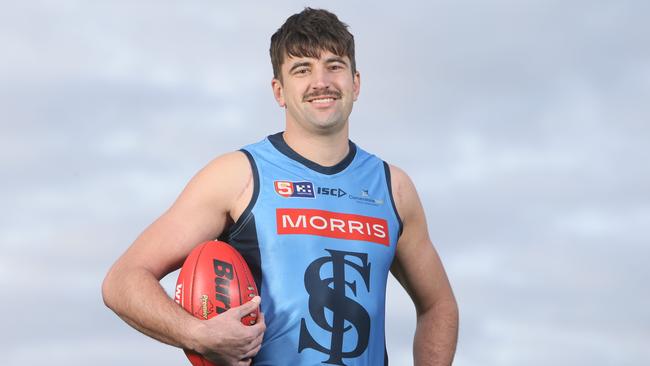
[272,50,360,134]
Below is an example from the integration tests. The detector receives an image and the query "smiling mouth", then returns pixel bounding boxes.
[309,97,336,104]
[304,91,342,103]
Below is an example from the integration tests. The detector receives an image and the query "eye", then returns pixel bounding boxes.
[293,67,310,75]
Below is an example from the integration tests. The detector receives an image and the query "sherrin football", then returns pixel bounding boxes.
[175,240,259,366]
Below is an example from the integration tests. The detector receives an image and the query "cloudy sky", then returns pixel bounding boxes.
[1,0,649,365]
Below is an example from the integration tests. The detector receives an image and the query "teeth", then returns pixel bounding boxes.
[312,98,334,103]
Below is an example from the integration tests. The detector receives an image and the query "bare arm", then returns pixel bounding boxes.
[102,151,265,365]
[389,164,459,366]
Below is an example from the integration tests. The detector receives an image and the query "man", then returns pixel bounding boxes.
[102,8,458,366]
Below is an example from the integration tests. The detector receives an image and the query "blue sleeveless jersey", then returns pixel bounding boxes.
[221,132,402,366]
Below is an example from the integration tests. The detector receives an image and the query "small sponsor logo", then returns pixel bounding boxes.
[198,294,214,320]
[275,180,315,198]
[317,186,347,198]
[174,283,183,304]
[349,189,384,206]
[276,208,389,245]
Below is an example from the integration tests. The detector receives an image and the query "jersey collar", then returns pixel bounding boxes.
[268,132,357,175]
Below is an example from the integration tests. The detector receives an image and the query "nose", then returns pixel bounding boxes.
[310,65,332,90]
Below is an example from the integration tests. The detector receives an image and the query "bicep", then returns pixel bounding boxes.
[113,152,252,279]
[389,165,454,314]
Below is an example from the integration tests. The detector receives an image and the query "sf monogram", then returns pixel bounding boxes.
[298,249,372,365]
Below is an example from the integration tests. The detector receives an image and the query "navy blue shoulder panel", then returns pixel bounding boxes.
[224,149,260,235]
[383,161,403,237]
[218,149,263,293]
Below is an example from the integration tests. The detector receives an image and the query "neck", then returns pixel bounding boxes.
[283,124,350,167]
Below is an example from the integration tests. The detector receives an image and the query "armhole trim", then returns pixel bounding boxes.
[383,161,404,238]
[225,149,260,239]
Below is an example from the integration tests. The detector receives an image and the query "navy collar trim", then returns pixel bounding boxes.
[267,132,357,175]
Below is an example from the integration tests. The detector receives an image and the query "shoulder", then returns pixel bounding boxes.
[385,163,419,222]
[178,150,253,212]
[203,150,252,177]
[192,151,251,186]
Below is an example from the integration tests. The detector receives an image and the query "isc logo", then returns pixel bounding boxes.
[274,180,315,198]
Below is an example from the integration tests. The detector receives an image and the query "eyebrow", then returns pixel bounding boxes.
[324,56,348,65]
[289,61,312,73]
[288,56,349,74]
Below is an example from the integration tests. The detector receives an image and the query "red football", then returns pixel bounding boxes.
[175,240,259,366]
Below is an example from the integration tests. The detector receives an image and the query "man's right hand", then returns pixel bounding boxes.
[191,296,266,366]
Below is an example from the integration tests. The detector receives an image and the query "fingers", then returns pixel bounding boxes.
[241,314,265,359]
[199,299,264,365]
[233,296,261,319]
[247,311,266,338]
[252,310,265,328]
[256,309,265,324]
[242,332,264,359]
[242,346,261,360]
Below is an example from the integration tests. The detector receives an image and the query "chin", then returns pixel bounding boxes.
[312,112,345,126]
[310,119,346,134]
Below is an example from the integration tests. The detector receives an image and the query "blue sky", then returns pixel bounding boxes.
[1,1,649,365]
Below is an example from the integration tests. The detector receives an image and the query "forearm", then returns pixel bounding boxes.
[102,266,200,350]
[413,298,459,366]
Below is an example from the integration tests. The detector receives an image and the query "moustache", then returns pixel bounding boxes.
[303,90,342,102]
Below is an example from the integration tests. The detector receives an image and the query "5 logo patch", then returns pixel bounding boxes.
[274,181,315,198]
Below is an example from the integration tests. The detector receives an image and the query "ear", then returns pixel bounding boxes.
[353,70,361,101]
[272,78,286,108]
